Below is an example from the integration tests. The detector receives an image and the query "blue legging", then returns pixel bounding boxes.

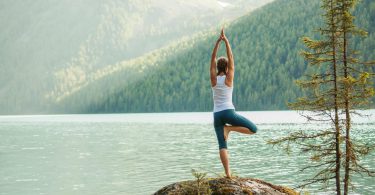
[213,109,258,149]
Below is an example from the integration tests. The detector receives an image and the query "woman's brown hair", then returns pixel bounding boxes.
[216,57,228,75]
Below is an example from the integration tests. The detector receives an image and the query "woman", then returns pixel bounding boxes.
[210,28,258,178]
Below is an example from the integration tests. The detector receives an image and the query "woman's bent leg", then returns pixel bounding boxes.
[224,110,258,134]
[224,125,252,141]
[225,125,253,134]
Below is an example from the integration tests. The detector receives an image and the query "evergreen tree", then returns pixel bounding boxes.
[270,0,374,194]
[336,0,375,194]
[271,0,343,193]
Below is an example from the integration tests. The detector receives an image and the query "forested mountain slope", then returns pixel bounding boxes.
[56,0,375,113]
[0,0,272,114]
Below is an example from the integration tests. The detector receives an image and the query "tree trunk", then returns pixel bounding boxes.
[343,22,351,195]
[330,0,341,194]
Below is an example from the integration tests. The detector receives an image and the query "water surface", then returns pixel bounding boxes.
[0,111,374,195]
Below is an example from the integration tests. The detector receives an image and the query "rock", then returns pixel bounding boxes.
[154,177,298,195]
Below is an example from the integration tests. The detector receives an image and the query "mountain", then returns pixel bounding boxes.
[55,0,375,113]
[0,0,274,114]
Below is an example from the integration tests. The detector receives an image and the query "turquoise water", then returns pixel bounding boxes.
[0,111,374,195]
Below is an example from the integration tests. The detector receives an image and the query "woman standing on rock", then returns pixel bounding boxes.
[210,28,258,178]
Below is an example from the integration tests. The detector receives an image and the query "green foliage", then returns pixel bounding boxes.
[2,0,373,114]
[191,169,211,195]
[56,0,374,113]
[270,0,374,194]
[1,0,259,114]
[177,169,212,195]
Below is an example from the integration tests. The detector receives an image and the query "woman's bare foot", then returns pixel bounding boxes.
[225,172,236,180]
[224,125,230,141]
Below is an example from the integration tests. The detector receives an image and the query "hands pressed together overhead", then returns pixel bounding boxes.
[217,28,228,42]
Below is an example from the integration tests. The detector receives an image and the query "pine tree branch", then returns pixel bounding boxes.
[300,160,336,172]
[297,175,336,189]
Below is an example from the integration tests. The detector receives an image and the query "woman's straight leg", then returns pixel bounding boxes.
[214,111,232,178]
[219,149,231,177]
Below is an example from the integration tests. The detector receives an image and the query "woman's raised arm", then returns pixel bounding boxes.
[222,29,234,87]
[210,37,221,87]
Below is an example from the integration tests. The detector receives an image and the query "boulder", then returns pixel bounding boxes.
[154,177,298,195]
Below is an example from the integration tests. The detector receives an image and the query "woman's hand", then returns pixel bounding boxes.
[217,35,222,43]
[220,28,227,41]
[216,36,222,43]
[217,28,225,43]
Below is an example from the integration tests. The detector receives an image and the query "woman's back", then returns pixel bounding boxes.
[212,75,234,113]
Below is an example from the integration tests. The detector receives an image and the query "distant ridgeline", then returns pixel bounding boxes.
[2,0,373,114]
[1,0,267,114]
[53,0,374,113]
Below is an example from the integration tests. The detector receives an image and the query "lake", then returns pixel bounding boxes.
[0,111,374,195]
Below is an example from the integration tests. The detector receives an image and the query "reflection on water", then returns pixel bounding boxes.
[0,111,374,195]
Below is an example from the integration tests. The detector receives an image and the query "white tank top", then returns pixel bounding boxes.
[212,75,235,113]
